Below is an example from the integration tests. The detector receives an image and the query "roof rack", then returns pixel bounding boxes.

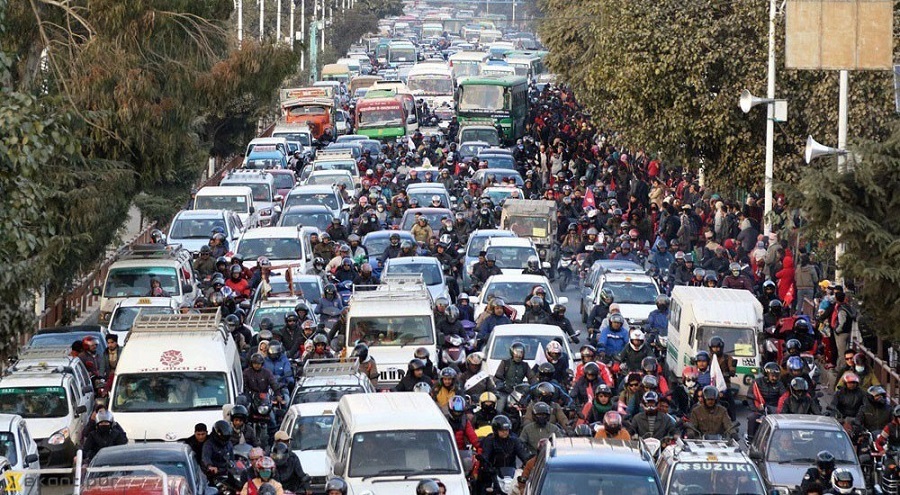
[129,309,226,340]
[675,438,742,454]
[351,275,430,301]
[14,346,75,362]
[302,358,360,377]
[121,243,186,260]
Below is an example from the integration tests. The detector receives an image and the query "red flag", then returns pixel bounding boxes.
[582,187,596,210]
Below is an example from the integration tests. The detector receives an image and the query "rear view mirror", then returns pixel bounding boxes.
[182,283,194,294]
[24,453,38,466]
[76,405,87,415]
[542,262,551,270]
[274,194,284,202]
[249,206,256,214]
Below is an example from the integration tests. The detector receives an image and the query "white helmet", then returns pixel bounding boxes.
[629,329,645,342]
[546,340,563,354]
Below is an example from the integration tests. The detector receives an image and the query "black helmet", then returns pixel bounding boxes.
[312,334,328,346]
[416,480,440,495]
[230,405,249,421]
[509,341,525,361]
[351,343,369,362]
[535,382,555,402]
[408,359,426,372]
[538,362,555,379]
[641,356,658,374]
[701,385,719,401]
[415,347,430,360]
[211,420,233,444]
[708,336,725,351]
[259,317,274,332]
[790,376,809,393]
[294,302,310,315]
[786,339,802,354]
[816,450,836,472]
[583,362,600,377]
[271,441,291,467]
[268,341,284,360]
[325,477,348,495]
[224,314,239,331]
[533,401,551,416]
[491,415,513,434]
[250,353,265,366]
[763,362,781,378]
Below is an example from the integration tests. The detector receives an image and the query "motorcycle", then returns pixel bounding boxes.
[336,280,353,306]
[557,250,575,292]
[486,466,517,495]
[876,448,900,494]
[248,392,275,450]
[318,306,342,330]
[441,334,467,370]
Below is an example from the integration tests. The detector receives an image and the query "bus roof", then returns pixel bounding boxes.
[457,75,528,86]
[407,63,453,77]
[356,97,404,109]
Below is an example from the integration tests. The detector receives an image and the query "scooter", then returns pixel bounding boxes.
[441,334,467,370]
[336,280,354,306]
[557,250,575,292]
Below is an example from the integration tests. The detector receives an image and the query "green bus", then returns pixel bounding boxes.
[455,76,529,144]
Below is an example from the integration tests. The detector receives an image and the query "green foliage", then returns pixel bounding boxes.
[354,0,403,20]
[789,122,900,338]
[328,6,376,58]
[538,0,897,191]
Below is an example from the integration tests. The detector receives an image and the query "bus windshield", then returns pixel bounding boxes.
[288,106,328,116]
[696,326,757,357]
[195,195,249,214]
[459,85,504,111]
[113,372,229,412]
[452,61,481,78]
[358,107,405,126]
[389,48,416,63]
[104,267,179,298]
[0,386,69,419]
[408,77,454,96]
[347,315,434,347]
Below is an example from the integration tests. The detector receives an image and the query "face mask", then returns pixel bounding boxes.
[259,470,272,480]
[98,423,111,433]
[855,366,865,373]
[535,415,549,427]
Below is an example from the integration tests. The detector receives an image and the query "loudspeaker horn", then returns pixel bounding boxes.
[739,89,775,114]
[805,135,847,164]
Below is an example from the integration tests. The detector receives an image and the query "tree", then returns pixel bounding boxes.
[537,0,898,191]
[789,122,900,338]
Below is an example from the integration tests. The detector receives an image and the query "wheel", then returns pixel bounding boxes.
[558,272,569,293]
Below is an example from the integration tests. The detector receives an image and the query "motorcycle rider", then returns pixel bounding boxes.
[827,469,855,495]
[777,377,821,415]
[271,441,311,494]
[522,296,550,324]
[689,386,735,439]
[471,253,502,289]
[416,347,440,381]
[476,299,513,346]
[473,391,500,428]
[202,420,234,479]
[671,366,699,417]
[570,362,606,407]
[437,304,465,341]
[580,383,617,424]
[264,342,294,403]
[240,456,284,495]
[721,262,754,291]
[597,313,628,359]
[748,362,786,440]
[394,359,433,392]
[799,451,837,495]
[350,343,379,387]
[458,353,496,398]
[646,295,669,337]
[829,372,865,419]
[694,351,713,388]
[629,391,678,440]
[858,385,892,433]
[594,410,631,440]
[457,293,475,323]
[280,312,305,359]
[618,329,653,371]
[479,415,532,494]
[228,405,260,448]
[708,336,736,417]
[543,341,571,386]
[82,410,128,462]
[547,305,578,343]
[524,381,569,426]
[243,353,284,404]
[447,395,480,454]
[573,345,613,385]
[587,289,615,340]
[434,368,462,411]
[521,256,547,277]
[519,401,563,454]
[873,405,900,453]
[300,334,335,363]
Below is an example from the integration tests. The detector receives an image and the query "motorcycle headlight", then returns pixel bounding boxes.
[260,208,273,216]
[258,405,270,415]
[539,249,547,257]
[48,427,70,445]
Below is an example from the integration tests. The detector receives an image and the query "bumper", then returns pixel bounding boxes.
[38,437,77,468]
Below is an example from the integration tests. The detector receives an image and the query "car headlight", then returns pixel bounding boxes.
[771,487,790,495]
[48,427,70,445]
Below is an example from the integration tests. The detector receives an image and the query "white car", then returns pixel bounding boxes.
[166,209,245,254]
[0,414,40,495]
[483,324,578,379]
[473,274,568,321]
[484,237,544,275]
[233,227,313,273]
[280,403,336,494]
[581,260,661,327]
[107,297,179,341]
[382,256,449,303]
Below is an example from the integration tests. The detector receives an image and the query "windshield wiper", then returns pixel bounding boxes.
[776,458,817,464]
[363,469,416,481]
[404,469,459,479]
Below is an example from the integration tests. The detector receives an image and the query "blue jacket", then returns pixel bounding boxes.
[264,355,295,390]
[477,314,512,342]
[316,295,344,314]
[647,309,669,335]
[648,238,675,274]
[598,325,627,356]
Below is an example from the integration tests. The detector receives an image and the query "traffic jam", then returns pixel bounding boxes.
[3,4,883,495]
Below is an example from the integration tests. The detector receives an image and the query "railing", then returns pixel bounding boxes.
[31,123,275,336]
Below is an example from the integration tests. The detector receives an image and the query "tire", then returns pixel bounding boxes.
[558,272,569,293]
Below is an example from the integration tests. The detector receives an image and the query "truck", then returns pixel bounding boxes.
[500,199,559,275]
[279,87,335,139]
[344,276,435,390]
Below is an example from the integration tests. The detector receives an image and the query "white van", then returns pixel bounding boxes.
[244,137,289,159]
[327,393,469,495]
[344,277,435,390]
[109,310,243,442]
[666,286,764,397]
[193,185,260,228]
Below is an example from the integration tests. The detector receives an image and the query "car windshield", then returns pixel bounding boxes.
[541,471,659,495]
[408,77,454,96]
[364,235,410,257]
[599,281,659,305]
[452,61,481,78]
[272,173,295,190]
[286,192,339,211]
[459,144,488,159]
[347,315,434,347]
[29,332,107,354]
[104,267,179,298]
[484,188,521,204]
[112,372,229,412]
[461,129,499,145]
[110,306,175,333]
[767,429,856,463]
[696,326,757,358]
[503,216,547,239]
[481,155,514,169]
[467,233,512,257]
[459,85,504,111]
[401,211,448,230]
[294,385,365,404]
[265,280,322,302]
[314,161,356,173]
[169,217,226,240]
[195,195,250,213]
[0,386,69,418]
[490,335,565,360]
[237,238,302,260]
[307,175,353,189]
[86,459,190,483]
[274,132,312,146]
[280,211,333,231]
[408,192,448,208]
[291,415,334,451]
[0,433,16,465]
[485,246,535,269]
[349,430,460,477]
[483,281,553,305]
[384,262,442,286]
[288,106,327,116]
[669,462,766,495]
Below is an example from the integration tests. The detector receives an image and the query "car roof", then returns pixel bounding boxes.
[492,323,566,337]
[289,185,338,194]
[289,402,338,416]
[766,414,843,430]
[407,183,447,190]
[545,437,654,470]
[363,230,414,241]
[173,209,229,219]
[338,393,448,432]
[485,237,534,248]
[239,227,301,239]
[284,205,333,213]
[402,207,452,215]
[308,170,353,177]
[0,415,22,431]
[196,185,252,195]
[485,274,550,284]
[90,443,193,465]
[460,141,491,148]
[385,256,440,266]
[36,325,104,335]
[115,297,179,308]
[662,439,750,464]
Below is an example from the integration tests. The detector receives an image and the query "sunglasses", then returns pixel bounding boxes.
[628,383,640,387]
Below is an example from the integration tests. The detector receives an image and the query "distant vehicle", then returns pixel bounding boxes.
[85,443,215,495]
[278,204,335,232]
[290,359,375,406]
[280,402,336,493]
[398,207,453,231]
[472,274,568,320]
[483,324,576,376]
[382,256,450,303]
[167,209,245,254]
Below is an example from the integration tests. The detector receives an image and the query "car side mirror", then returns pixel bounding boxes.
[76,404,87,415]
[558,296,569,305]
[92,287,101,296]
[332,460,345,476]
[749,449,762,460]
[82,385,93,394]
[408,116,416,124]
[182,283,194,294]
[541,262,551,270]
[462,454,474,475]
[458,248,466,255]
[24,453,38,466]
[274,194,284,203]
[249,206,256,214]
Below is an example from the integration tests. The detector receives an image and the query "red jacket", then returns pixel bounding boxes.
[573,362,614,387]
[226,278,251,299]
[452,417,481,453]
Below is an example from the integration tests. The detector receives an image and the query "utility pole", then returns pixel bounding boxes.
[762,0,776,235]
[237,0,243,47]
[301,0,306,69]
[835,69,849,283]
[289,0,295,48]
[259,0,265,41]
[321,0,325,52]
[277,0,283,43]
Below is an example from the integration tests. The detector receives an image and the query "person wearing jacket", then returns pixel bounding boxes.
[689,387,735,439]
[579,384,617,426]
[569,362,605,407]
[629,392,678,440]
[494,342,537,412]
[263,342,295,402]
[271,441,311,494]
[522,296,550,324]
[82,410,128,462]
[777,377,822,415]
[394,359,433,392]
[748,363,786,440]
[857,386,892,433]
[721,262,755,291]
[618,329,653,371]
[829,372,865,419]
[597,313,628,357]
[547,305,578,342]
[447,396,481,453]
[647,238,675,276]
[646,295,669,337]
[458,354,496,398]
[479,416,532,494]
[519,402,563,454]
[476,299,513,344]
